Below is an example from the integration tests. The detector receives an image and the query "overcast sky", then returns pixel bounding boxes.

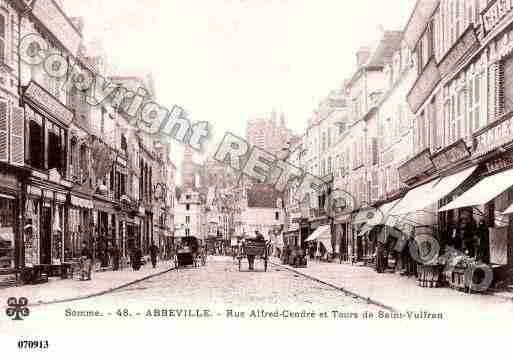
[63,0,415,174]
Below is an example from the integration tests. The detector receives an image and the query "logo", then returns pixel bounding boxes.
[6,297,30,321]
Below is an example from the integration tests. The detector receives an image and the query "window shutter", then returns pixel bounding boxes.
[10,105,24,166]
[502,58,513,114]
[0,100,8,162]
[489,61,504,122]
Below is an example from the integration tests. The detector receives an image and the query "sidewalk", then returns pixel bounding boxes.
[271,259,513,318]
[0,261,175,308]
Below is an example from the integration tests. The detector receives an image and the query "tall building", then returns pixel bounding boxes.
[181,145,195,189]
[246,111,294,155]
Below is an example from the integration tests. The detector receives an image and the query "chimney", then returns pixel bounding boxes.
[356,46,371,68]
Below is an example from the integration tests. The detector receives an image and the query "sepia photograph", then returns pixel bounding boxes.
[1,0,513,357]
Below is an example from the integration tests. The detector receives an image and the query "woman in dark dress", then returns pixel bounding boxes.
[132,245,142,271]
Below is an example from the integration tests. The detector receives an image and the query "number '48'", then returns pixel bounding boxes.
[116,309,129,316]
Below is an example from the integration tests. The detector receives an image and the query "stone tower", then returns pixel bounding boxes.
[182,145,195,189]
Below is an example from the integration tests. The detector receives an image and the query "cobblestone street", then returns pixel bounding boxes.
[1,257,377,336]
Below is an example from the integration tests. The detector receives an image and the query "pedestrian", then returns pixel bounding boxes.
[131,245,142,271]
[149,242,159,269]
[80,240,92,280]
[477,220,490,264]
[111,243,120,271]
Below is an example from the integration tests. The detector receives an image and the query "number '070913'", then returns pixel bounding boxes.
[17,340,49,350]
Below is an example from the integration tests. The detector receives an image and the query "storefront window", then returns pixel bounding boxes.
[48,122,66,174]
[28,110,43,169]
[51,204,64,264]
[26,105,67,174]
[0,197,15,269]
[24,199,40,267]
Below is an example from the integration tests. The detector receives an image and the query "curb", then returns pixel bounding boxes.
[24,265,177,308]
[269,260,399,313]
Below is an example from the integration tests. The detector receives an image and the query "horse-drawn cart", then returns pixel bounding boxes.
[237,238,269,272]
[174,236,206,269]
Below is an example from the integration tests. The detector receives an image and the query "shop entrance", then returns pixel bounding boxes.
[40,206,52,265]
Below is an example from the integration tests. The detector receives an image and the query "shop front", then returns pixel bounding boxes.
[333,213,351,262]
[387,141,488,287]
[438,150,513,288]
[0,171,24,285]
[307,215,331,260]
[93,198,118,269]
[352,198,404,267]
[22,183,70,282]
[66,194,93,261]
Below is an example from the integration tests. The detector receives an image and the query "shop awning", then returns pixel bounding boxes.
[389,178,440,216]
[439,167,513,212]
[502,203,513,215]
[431,166,477,201]
[304,225,332,252]
[358,197,403,236]
[390,165,477,216]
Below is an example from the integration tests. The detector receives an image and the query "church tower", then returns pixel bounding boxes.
[182,145,195,189]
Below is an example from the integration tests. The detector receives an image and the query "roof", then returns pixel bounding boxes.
[346,30,404,88]
[366,31,404,68]
[247,184,280,208]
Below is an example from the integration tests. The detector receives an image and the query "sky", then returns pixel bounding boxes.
[63,0,416,177]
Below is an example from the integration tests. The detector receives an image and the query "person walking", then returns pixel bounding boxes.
[149,242,159,269]
[80,241,92,280]
[111,243,120,271]
[131,245,142,271]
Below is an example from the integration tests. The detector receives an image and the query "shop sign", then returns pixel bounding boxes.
[70,195,93,209]
[407,58,441,113]
[438,26,479,78]
[474,114,513,156]
[32,0,82,56]
[482,0,513,35]
[485,153,513,173]
[24,82,73,125]
[397,149,435,183]
[27,185,42,198]
[0,173,18,190]
[431,139,470,170]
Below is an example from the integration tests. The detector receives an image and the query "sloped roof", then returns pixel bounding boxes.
[366,31,404,67]
[247,183,280,208]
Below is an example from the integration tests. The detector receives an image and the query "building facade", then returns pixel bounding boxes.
[246,110,294,155]
[0,0,177,285]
